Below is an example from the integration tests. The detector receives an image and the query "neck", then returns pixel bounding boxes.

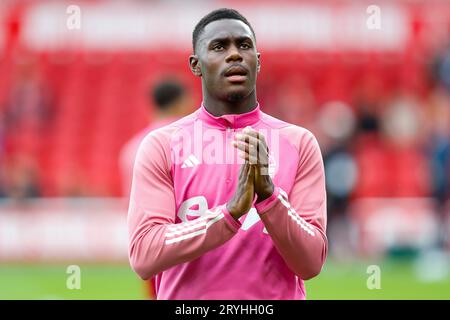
[203,90,257,117]
[153,105,180,120]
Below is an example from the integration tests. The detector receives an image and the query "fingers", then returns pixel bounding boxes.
[234,135,260,151]
[242,127,268,148]
[236,127,268,152]
[240,159,249,181]
[236,161,254,197]
[233,128,269,165]
[232,127,271,187]
[232,140,258,164]
[248,164,256,181]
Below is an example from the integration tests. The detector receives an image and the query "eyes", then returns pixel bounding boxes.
[212,44,224,51]
[212,42,252,51]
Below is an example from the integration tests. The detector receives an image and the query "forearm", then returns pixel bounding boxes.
[128,202,241,280]
[255,187,328,280]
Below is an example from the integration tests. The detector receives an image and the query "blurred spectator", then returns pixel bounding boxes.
[0,55,53,200]
[380,92,424,148]
[272,76,317,130]
[428,44,450,204]
[0,117,5,197]
[3,56,54,155]
[351,91,386,198]
[55,164,90,197]
[3,153,41,200]
[426,49,450,248]
[319,101,358,214]
[380,92,430,197]
[436,42,450,92]
[119,78,192,197]
[318,101,358,259]
[351,88,431,198]
[427,88,450,204]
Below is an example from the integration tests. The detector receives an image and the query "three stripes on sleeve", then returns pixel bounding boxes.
[165,208,224,245]
[164,187,315,246]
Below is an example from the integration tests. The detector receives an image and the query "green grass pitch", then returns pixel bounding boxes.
[1,259,449,299]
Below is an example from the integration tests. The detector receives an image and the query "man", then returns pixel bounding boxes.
[128,8,327,299]
[120,79,190,298]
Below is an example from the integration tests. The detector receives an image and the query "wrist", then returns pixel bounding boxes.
[256,184,275,203]
[226,202,243,221]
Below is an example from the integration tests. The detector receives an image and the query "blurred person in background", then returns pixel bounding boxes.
[379,91,430,198]
[119,78,192,198]
[426,87,450,250]
[0,117,5,197]
[0,55,52,201]
[351,75,385,198]
[3,56,54,157]
[272,76,317,130]
[318,101,358,260]
[2,153,41,200]
[119,78,191,299]
[426,44,450,249]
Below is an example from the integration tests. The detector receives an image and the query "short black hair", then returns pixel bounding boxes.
[192,8,256,53]
[151,79,185,111]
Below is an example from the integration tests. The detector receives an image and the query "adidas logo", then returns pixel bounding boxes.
[181,154,201,168]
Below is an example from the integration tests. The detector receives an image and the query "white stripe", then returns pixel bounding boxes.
[205,213,224,228]
[166,221,207,237]
[165,229,206,244]
[167,214,211,232]
[277,194,315,236]
[288,209,315,236]
[165,214,220,237]
[279,188,289,200]
[165,213,224,245]
[189,154,201,165]
[167,209,220,232]
[278,194,291,209]
[287,205,315,234]
[287,210,314,235]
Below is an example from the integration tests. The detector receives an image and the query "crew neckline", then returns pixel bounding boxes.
[197,102,262,129]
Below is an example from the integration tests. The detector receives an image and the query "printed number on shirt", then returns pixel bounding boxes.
[177,197,267,233]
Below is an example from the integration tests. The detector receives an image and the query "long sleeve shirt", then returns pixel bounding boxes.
[127,103,328,299]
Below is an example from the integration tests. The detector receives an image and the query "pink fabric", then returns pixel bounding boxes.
[119,118,177,197]
[127,104,327,300]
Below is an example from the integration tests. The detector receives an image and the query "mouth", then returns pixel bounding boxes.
[224,65,248,83]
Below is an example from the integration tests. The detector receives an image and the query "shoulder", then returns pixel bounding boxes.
[136,111,198,165]
[140,112,197,149]
[260,111,318,153]
[259,111,291,129]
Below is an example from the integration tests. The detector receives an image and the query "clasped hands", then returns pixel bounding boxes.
[226,126,275,220]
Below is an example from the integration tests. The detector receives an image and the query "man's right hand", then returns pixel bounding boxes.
[226,161,255,221]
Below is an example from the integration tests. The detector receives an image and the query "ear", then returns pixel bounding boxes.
[189,54,202,77]
[257,52,261,73]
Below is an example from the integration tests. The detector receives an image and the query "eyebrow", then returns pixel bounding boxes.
[208,36,253,45]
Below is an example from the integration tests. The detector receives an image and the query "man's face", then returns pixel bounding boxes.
[190,19,260,103]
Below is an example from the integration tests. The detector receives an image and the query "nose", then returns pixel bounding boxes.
[225,45,243,63]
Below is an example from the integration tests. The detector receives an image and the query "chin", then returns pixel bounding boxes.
[224,88,250,103]
[226,92,245,103]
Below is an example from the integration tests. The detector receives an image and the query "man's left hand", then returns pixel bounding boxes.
[232,126,275,203]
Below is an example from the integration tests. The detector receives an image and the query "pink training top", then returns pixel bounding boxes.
[119,118,178,197]
[127,103,328,300]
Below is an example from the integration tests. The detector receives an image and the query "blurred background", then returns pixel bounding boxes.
[1,0,450,299]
